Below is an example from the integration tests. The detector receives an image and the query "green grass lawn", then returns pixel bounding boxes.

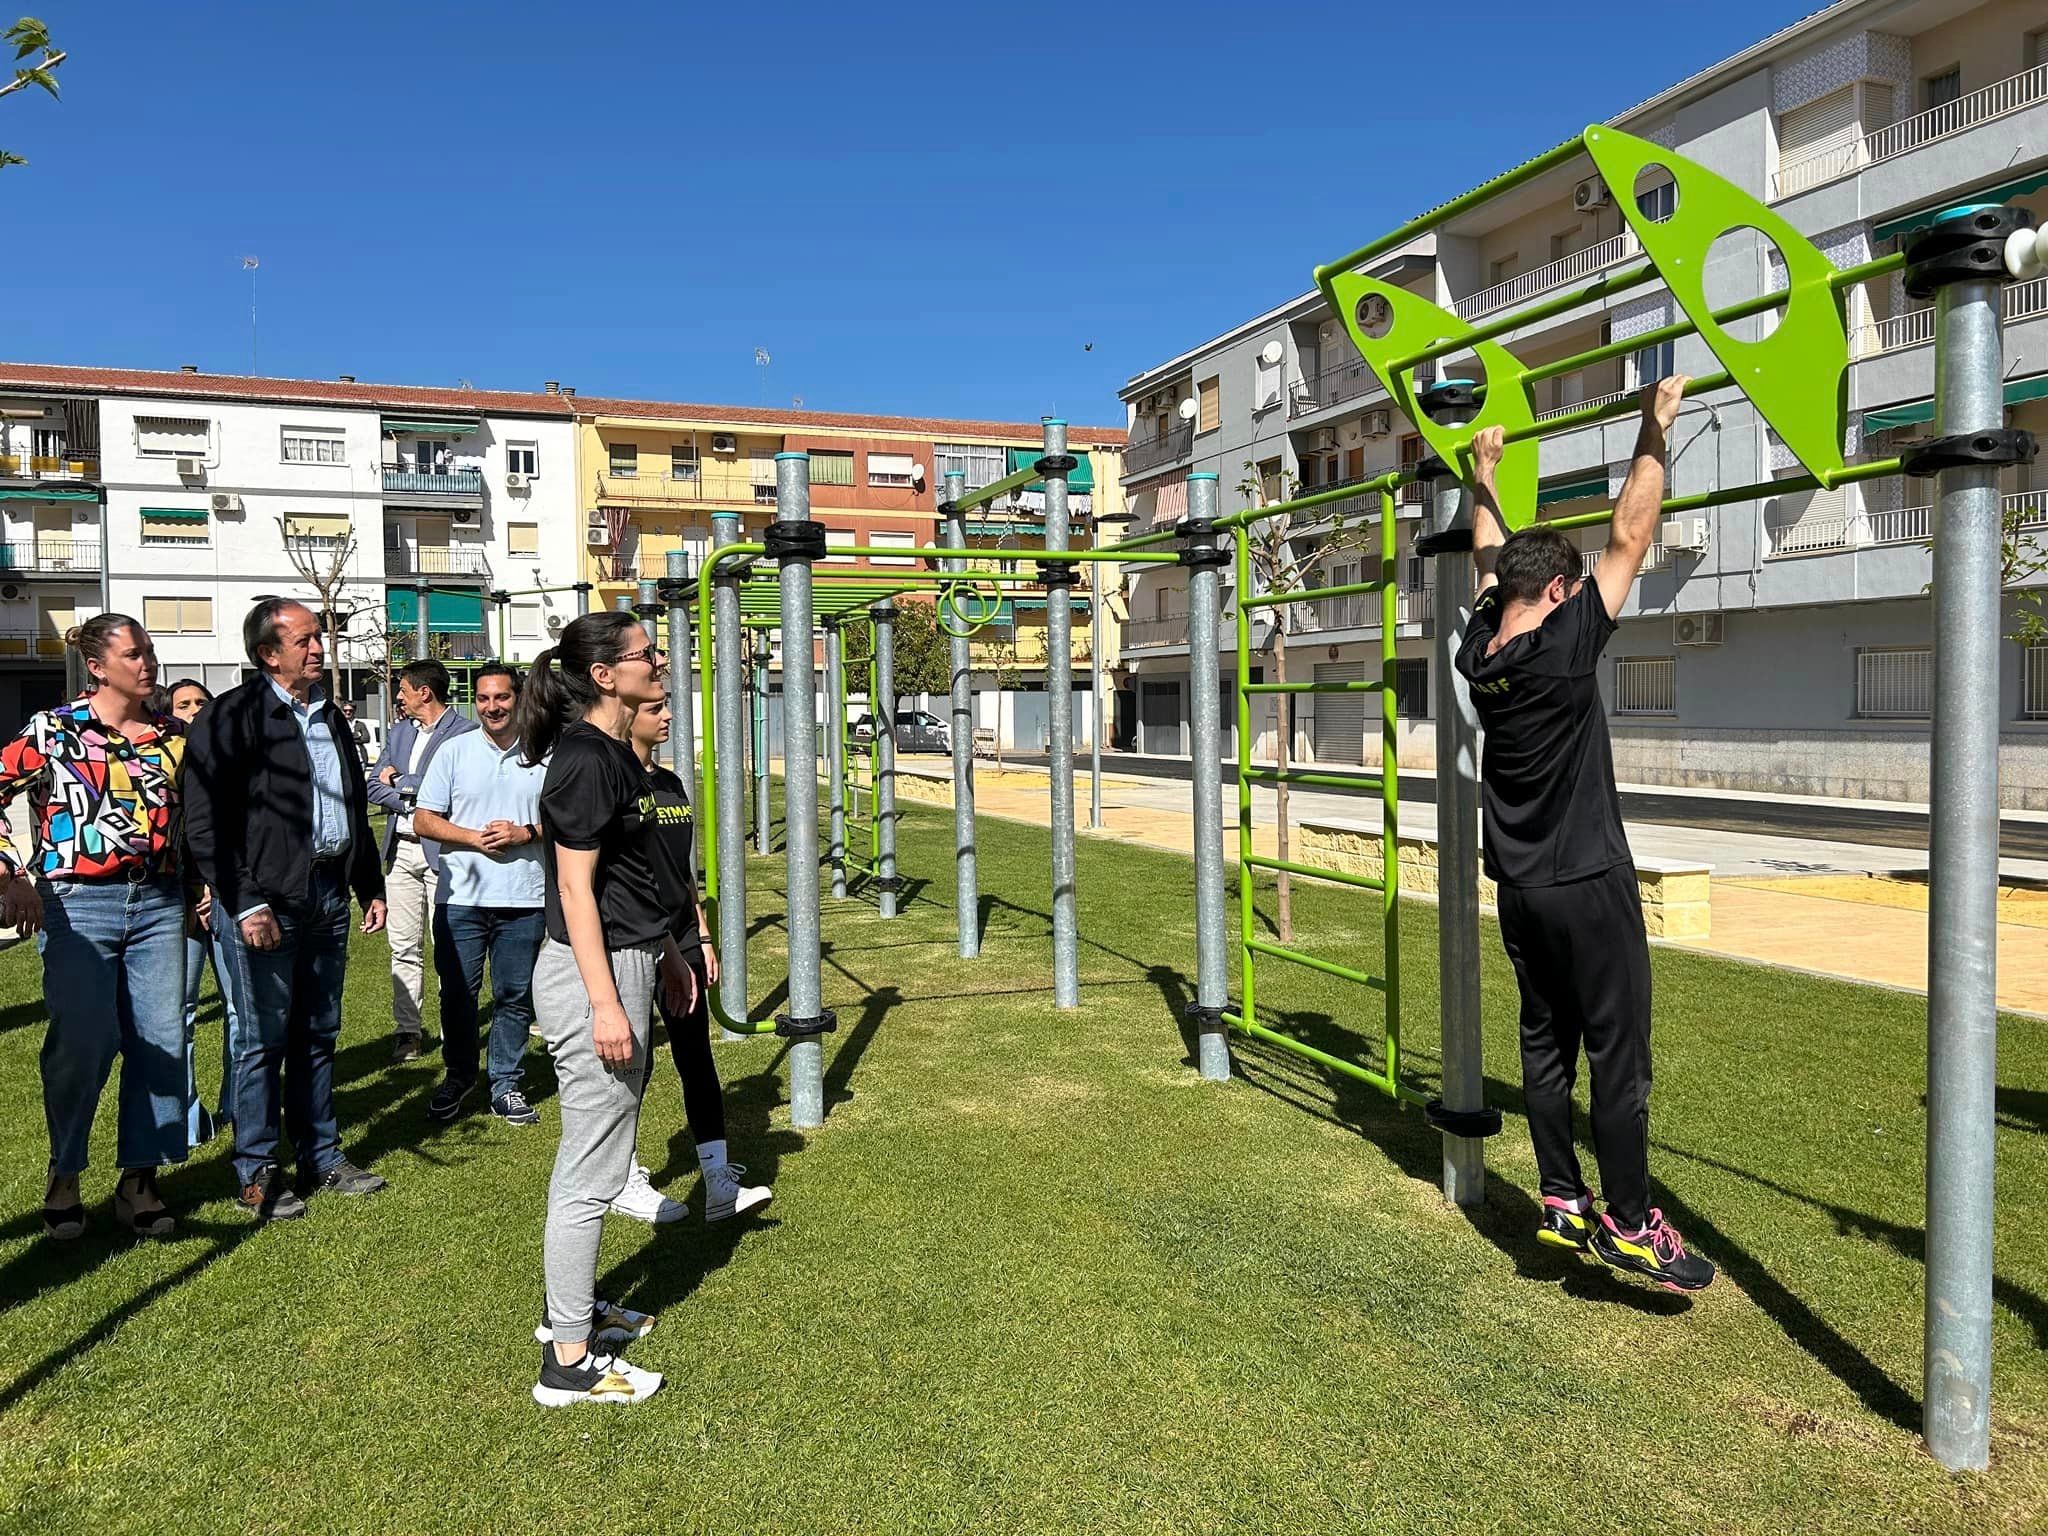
[0,795,2043,1535]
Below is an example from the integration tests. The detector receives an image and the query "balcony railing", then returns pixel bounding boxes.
[1535,388,1632,423]
[1124,422,1195,476]
[0,629,65,657]
[383,466,484,497]
[386,544,491,580]
[0,454,99,482]
[1290,357,1382,418]
[1124,614,1192,648]
[389,630,497,662]
[0,540,100,573]
[1581,542,1669,575]
[1455,230,1641,321]
[1763,491,2048,557]
[596,470,778,505]
[1850,274,2048,357]
[1774,62,2048,199]
[1292,586,1433,633]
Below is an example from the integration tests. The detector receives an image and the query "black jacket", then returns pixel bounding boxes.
[184,677,385,919]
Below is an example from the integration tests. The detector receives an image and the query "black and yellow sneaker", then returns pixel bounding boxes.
[1538,1192,1595,1253]
[1590,1208,1716,1292]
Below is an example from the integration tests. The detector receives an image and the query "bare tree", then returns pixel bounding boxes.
[279,517,383,700]
[1,18,65,173]
[1236,461,1379,944]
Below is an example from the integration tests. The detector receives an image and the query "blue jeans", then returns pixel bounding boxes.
[214,862,353,1186]
[184,925,242,1144]
[433,903,543,1099]
[37,874,191,1174]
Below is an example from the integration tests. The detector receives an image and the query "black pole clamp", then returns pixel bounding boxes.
[870,603,898,622]
[1038,561,1081,589]
[1423,1098,1504,1138]
[1902,427,2037,479]
[763,520,827,562]
[774,1008,839,1040]
[869,875,905,894]
[1184,1002,1225,1031]
[654,576,691,605]
[709,561,755,586]
[1034,453,1078,478]
[1415,454,1453,484]
[1416,381,1479,422]
[935,498,960,517]
[1411,527,1474,557]
[1173,516,1218,538]
[1180,545,1232,571]
[1905,205,2034,299]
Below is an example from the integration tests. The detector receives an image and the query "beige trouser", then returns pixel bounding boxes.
[386,837,439,1036]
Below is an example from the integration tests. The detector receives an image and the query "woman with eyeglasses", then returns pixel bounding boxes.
[515,613,679,1407]
[164,677,241,1145]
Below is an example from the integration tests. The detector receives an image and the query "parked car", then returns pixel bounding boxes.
[851,709,951,753]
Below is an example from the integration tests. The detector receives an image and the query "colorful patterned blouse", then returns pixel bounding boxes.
[0,699,187,881]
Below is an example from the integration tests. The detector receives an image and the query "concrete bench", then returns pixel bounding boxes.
[1298,818,1712,939]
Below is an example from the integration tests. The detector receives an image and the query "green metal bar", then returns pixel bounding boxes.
[1312,134,1589,286]
[1234,526,1257,1032]
[1248,937,1385,991]
[1378,488,1403,1093]
[946,464,1043,515]
[1096,527,1182,553]
[1389,260,1662,370]
[1245,851,1385,892]
[1242,576,1389,608]
[1244,680,1385,695]
[1544,457,1907,535]
[1499,370,1731,446]
[1214,471,1414,531]
[1223,1012,1430,1105]
[1242,765,1383,792]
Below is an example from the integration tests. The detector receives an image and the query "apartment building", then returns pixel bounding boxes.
[0,365,580,721]
[571,397,1125,691]
[1117,0,2048,808]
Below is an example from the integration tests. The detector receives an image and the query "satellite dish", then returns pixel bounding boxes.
[1259,340,1284,367]
[912,461,927,487]
[1177,397,1198,422]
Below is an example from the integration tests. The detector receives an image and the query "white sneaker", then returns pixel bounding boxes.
[534,1295,656,1346]
[532,1347,662,1407]
[704,1161,772,1223]
[608,1164,688,1224]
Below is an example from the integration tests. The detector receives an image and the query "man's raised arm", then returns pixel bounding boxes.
[1595,376,1687,620]
[1468,425,1509,598]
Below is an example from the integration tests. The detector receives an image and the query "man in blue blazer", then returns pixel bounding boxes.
[368,659,477,1062]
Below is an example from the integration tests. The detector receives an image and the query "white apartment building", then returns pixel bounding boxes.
[0,366,581,727]
[1116,0,2048,809]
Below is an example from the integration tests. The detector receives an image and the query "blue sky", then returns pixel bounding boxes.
[4,0,1811,425]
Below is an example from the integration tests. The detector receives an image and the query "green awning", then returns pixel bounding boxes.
[140,505,208,523]
[1536,475,1608,507]
[964,521,1045,537]
[1864,374,2048,434]
[0,486,96,502]
[386,588,485,632]
[1006,447,1096,495]
[382,418,479,437]
[1875,171,2048,242]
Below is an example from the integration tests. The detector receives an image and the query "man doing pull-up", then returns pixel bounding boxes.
[1455,377,1714,1293]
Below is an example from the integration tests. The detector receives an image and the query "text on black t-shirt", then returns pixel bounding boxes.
[538,721,675,950]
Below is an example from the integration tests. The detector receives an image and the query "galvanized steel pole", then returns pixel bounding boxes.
[941,470,979,957]
[710,510,747,1042]
[752,629,772,855]
[666,550,696,849]
[1923,256,2006,1472]
[1184,472,1231,1082]
[1427,386,1486,1207]
[825,619,847,900]
[414,580,430,659]
[774,453,827,1130]
[872,603,900,920]
[1043,419,1080,1008]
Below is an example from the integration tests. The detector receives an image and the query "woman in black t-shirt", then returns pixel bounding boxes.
[626,699,771,1223]
[514,612,683,1409]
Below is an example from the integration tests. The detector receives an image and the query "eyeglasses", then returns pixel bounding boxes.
[614,644,665,670]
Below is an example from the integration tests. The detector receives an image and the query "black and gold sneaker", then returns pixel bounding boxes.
[1538,1191,1595,1253]
[532,1344,662,1407]
[1590,1208,1716,1292]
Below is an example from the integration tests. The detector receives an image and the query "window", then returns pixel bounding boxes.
[1394,658,1430,720]
[869,530,916,566]
[809,451,854,487]
[142,595,213,634]
[135,416,209,458]
[608,441,637,478]
[282,426,346,465]
[1923,67,1961,112]
[867,452,916,488]
[2033,30,2048,70]
[284,512,351,550]
[1196,376,1220,434]
[934,443,1005,490]
[1613,656,1677,715]
[1632,337,1676,388]
[2025,644,2048,720]
[511,603,542,639]
[1856,646,1932,718]
[1634,176,1677,224]
[508,522,539,557]
[670,443,698,481]
[1489,254,1518,285]
[825,529,856,562]
[139,509,209,546]
[507,441,539,477]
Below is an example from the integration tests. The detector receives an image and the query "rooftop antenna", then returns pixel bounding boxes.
[754,346,771,403]
[241,256,259,374]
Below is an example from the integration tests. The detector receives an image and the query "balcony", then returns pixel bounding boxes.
[1122,611,1238,651]
[388,629,497,663]
[382,466,484,507]
[1290,357,1383,418]
[0,628,65,658]
[595,468,778,507]
[1455,230,1641,321]
[1123,422,1194,477]
[1766,490,2047,559]
[1581,542,1670,576]
[0,539,100,575]
[0,454,99,482]
[1535,388,1632,423]
[1851,275,2048,358]
[1293,587,1433,634]
[385,544,491,582]
[1773,62,2048,200]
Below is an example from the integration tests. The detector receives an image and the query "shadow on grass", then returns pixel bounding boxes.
[1996,1084,2047,1135]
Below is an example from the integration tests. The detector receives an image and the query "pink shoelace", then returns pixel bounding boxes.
[1641,1209,1688,1262]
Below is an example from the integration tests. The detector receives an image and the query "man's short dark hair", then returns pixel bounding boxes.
[474,662,519,694]
[399,659,451,702]
[1495,527,1581,605]
[244,596,310,671]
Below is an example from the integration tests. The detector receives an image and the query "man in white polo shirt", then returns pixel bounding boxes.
[411,663,548,1126]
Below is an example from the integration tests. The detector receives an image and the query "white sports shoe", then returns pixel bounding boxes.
[532,1347,662,1408]
[609,1164,688,1224]
[704,1162,772,1223]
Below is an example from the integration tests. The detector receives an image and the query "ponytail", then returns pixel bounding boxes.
[516,648,572,765]
[514,609,640,765]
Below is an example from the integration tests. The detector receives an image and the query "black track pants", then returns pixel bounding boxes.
[1496,864,1652,1229]
[651,949,726,1144]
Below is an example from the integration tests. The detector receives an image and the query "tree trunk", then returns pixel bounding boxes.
[1272,618,1292,945]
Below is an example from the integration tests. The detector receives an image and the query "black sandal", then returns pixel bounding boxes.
[43,1174,85,1241]
[115,1167,175,1237]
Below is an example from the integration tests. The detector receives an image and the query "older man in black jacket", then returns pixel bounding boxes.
[185,597,389,1222]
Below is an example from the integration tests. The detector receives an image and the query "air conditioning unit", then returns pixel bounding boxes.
[450,507,480,529]
[505,471,529,492]
[0,582,22,602]
[175,457,202,477]
[1364,409,1392,437]
[209,492,241,514]
[1674,613,1725,646]
[1312,427,1338,451]
[1573,176,1611,212]
[1662,514,1709,551]
[710,433,738,453]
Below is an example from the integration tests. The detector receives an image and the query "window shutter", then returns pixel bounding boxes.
[508,522,539,556]
[143,597,178,632]
[1779,86,1860,156]
[1197,377,1220,433]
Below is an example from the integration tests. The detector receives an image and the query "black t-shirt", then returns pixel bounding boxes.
[1455,579,1632,888]
[645,765,703,958]
[539,722,672,950]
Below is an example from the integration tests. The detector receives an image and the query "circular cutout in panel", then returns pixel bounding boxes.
[1355,292,1395,339]
[1703,226,1788,342]
[1633,163,1678,224]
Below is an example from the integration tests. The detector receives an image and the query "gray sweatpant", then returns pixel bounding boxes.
[535,936,660,1346]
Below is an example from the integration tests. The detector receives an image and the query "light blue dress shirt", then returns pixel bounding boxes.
[238,679,352,921]
[415,729,547,909]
